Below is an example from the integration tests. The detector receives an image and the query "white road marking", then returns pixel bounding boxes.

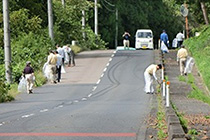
[103,68,107,72]
[101,73,104,78]
[92,86,97,91]
[58,105,63,108]
[74,100,79,103]
[0,124,3,126]
[96,79,101,84]
[21,114,34,118]
[82,98,87,101]
[40,109,49,112]
[88,94,92,97]
[109,58,112,62]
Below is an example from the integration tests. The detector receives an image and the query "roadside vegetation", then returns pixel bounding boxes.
[0,0,106,102]
[157,94,168,140]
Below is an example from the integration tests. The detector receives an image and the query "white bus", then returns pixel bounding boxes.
[135,29,154,49]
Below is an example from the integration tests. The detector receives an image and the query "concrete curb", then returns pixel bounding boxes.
[159,51,186,140]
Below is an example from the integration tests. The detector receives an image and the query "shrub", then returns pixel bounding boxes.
[0,80,14,102]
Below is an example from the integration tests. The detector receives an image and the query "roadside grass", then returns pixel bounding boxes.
[157,94,168,139]
[178,73,210,105]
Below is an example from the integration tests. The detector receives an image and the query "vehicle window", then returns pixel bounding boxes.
[137,32,152,38]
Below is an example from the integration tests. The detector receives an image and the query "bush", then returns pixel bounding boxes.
[0,80,14,102]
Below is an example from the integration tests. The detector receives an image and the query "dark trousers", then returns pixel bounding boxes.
[57,65,61,82]
[69,51,75,66]
[177,41,183,48]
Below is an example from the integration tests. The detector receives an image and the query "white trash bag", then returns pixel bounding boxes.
[184,57,195,74]
[18,76,27,93]
[161,41,169,53]
[43,63,50,79]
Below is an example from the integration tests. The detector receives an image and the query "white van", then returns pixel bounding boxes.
[135,29,154,49]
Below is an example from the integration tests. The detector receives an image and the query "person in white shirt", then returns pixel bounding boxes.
[176,32,185,48]
[144,64,162,94]
[56,44,65,65]
[55,51,62,82]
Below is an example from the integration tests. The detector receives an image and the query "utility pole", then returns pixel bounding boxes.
[82,10,86,40]
[61,0,65,8]
[94,0,98,35]
[48,0,54,42]
[3,0,12,83]
[115,8,118,49]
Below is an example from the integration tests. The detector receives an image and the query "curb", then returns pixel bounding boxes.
[159,51,186,140]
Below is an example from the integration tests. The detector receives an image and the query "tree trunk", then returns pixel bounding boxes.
[3,0,12,83]
[200,1,209,25]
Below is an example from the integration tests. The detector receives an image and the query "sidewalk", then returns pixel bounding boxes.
[164,50,210,139]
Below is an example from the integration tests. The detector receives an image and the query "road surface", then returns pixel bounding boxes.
[0,50,156,140]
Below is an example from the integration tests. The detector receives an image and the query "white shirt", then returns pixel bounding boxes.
[57,47,65,58]
[56,54,62,66]
[176,32,185,41]
[145,64,158,80]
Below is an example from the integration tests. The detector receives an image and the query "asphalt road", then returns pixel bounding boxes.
[0,49,156,140]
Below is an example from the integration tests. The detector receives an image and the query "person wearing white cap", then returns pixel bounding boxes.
[22,61,34,93]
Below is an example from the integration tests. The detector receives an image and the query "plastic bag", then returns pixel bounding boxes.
[18,76,27,93]
[61,65,66,73]
[172,38,177,48]
[161,41,169,53]
[184,57,195,74]
[43,63,50,79]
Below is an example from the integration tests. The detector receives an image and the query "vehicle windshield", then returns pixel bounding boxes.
[137,32,152,38]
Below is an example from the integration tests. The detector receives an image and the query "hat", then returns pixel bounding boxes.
[26,61,31,65]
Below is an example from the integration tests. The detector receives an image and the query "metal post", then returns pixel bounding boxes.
[94,0,98,35]
[162,80,166,97]
[161,67,164,80]
[48,0,54,41]
[166,81,170,107]
[115,8,118,49]
[3,0,12,83]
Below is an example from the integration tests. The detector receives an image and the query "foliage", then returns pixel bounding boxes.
[156,94,168,139]
[10,31,52,82]
[96,0,184,48]
[171,103,188,132]
[0,79,14,102]
[185,26,210,90]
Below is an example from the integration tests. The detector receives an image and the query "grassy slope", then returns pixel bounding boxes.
[184,26,210,90]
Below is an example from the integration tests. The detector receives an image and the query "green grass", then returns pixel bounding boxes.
[185,26,210,90]
[157,94,168,139]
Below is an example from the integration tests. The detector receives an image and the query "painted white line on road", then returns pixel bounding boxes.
[109,58,112,62]
[58,105,63,108]
[88,94,92,97]
[74,100,79,103]
[106,63,110,67]
[103,68,107,72]
[92,86,97,91]
[82,98,87,101]
[21,114,34,118]
[111,54,114,57]
[40,109,49,112]
[101,73,104,78]
[96,79,101,84]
